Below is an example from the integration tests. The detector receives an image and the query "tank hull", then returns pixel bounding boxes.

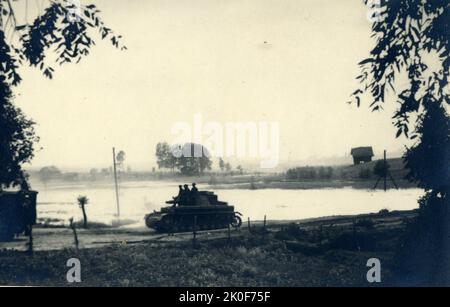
[145,191,242,233]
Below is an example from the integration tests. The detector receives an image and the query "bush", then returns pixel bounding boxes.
[358,168,372,179]
[378,208,390,215]
[392,192,450,286]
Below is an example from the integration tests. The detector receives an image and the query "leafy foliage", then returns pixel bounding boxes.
[403,101,450,193]
[4,1,126,83]
[77,195,89,207]
[0,30,21,85]
[0,0,125,187]
[0,76,38,188]
[352,0,449,138]
[156,142,177,170]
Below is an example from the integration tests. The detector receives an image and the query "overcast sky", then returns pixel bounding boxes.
[14,0,412,171]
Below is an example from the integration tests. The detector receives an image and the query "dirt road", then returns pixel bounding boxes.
[0,210,416,252]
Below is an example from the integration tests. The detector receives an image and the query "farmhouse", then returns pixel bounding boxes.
[350,146,374,165]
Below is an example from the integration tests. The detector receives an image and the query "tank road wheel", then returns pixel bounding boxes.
[231,215,242,228]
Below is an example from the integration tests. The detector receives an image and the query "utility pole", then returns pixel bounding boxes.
[373,149,399,191]
[383,150,387,192]
[113,147,120,217]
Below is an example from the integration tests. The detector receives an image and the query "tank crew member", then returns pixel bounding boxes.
[190,183,199,206]
[191,183,198,193]
[173,185,183,206]
[182,184,191,205]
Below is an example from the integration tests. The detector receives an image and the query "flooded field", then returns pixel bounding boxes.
[33,180,423,227]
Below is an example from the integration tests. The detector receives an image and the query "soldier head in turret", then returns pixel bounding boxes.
[191,183,198,193]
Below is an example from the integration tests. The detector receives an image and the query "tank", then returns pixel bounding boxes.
[0,191,38,241]
[145,190,242,232]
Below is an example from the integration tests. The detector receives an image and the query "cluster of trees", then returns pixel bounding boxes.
[155,142,212,176]
[155,142,245,176]
[218,158,232,172]
[0,70,38,189]
[286,166,333,180]
[218,158,244,175]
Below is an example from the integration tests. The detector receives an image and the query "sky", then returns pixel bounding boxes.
[13,0,412,171]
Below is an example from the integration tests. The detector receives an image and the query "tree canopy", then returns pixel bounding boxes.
[0,0,125,187]
[352,0,449,195]
[155,142,212,176]
[0,0,125,86]
[0,75,38,188]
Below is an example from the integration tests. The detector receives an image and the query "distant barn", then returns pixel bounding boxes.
[350,147,374,165]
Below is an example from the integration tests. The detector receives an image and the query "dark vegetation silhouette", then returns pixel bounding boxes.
[0,76,38,189]
[352,0,449,285]
[286,166,333,180]
[0,0,125,188]
[77,195,89,229]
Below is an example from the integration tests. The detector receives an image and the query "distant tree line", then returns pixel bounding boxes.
[286,160,396,181]
[155,142,212,176]
[286,166,333,180]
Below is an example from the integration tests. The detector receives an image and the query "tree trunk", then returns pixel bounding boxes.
[81,205,88,229]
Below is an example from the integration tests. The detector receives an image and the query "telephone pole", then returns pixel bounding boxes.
[383,150,387,192]
[112,147,120,217]
[373,149,399,191]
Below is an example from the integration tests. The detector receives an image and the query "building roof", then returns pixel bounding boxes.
[350,146,374,158]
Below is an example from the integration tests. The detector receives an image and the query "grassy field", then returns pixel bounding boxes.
[0,210,418,287]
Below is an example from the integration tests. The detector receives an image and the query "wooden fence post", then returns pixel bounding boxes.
[27,225,33,255]
[69,218,79,250]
